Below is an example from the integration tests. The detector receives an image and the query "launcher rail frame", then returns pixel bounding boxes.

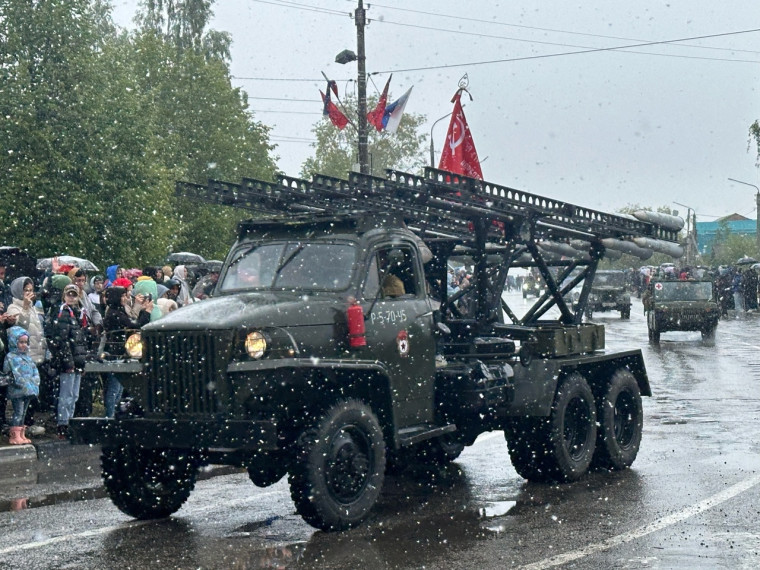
[177,167,678,329]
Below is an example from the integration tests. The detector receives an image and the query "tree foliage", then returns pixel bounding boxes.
[708,221,758,266]
[300,93,428,179]
[0,0,277,267]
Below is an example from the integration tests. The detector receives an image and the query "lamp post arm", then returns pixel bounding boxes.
[429,112,452,167]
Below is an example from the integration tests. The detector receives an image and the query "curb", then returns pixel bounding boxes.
[0,444,37,464]
[0,438,100,467]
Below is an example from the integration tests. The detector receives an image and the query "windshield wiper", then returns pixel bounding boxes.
[272,243,306,285]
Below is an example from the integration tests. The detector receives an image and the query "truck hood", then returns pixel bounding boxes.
[143,291,342,331]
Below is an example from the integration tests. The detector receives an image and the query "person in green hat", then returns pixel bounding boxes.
[131,279,163,322]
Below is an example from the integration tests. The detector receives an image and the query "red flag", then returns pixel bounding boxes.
[438,91,483,179]
[367,75,391,131]
[320,85,349,130]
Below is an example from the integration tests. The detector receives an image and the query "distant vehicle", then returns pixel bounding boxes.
[585,270,631,319]
[522,275,544,299]
[643,279,719,343]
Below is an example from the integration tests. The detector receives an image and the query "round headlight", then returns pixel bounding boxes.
[125,333,143,359]
[245,331,267,359]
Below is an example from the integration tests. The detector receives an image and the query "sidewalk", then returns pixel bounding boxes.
[0,429,98,466]
[0,409,100,468]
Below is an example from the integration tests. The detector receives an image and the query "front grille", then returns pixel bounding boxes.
[144,330,230,415]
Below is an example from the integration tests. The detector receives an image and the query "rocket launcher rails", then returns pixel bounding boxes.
[176,167,681,327]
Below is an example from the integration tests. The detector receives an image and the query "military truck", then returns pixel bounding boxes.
[643,278,719,343]
[584,269,631,319]
[70,168,681,531]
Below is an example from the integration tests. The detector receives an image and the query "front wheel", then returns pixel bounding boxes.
[289,399,385,531]
[591,370,643,471]
[620,307,631,319]
[102,447,198,519]
[701,325,717,343]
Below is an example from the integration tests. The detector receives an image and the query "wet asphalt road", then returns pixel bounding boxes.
[1,295,759,569]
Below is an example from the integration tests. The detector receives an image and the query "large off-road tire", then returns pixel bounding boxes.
[620,306,631,319]
[102,447,198,519]
[591,370,643,471]
[289,399,385,531]
[506,373,597,483]
[701,324,717,343]
[247,452,289,488]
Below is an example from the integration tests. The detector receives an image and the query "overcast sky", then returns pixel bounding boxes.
[110,1,760,221]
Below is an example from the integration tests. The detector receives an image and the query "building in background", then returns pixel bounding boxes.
[696,214,757,256]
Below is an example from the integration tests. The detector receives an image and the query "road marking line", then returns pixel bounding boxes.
[0,489,282,556]
[520,471,760,569]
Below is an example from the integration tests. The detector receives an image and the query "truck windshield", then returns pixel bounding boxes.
[653,281,713,301]
[219,242,356,292]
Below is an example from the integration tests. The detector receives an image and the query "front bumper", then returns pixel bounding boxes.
[69,417,278,450]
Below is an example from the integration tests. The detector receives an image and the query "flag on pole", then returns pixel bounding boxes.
[438,91,483,179]
[320,81,349,130]
[382,86,413,134]
[367,75,391,131]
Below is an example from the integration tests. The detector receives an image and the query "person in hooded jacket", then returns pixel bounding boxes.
[3,326,40,445]
[104,264,122,289]
[102,286,151,418]
[172,265,195,307]
[5,276,49,435]
[50,283,90,438]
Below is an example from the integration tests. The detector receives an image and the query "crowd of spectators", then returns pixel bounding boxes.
[0,257,220,443]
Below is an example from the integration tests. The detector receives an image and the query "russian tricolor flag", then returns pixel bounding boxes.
[382,86,413,134]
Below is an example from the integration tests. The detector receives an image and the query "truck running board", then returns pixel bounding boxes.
[397,423,457,447]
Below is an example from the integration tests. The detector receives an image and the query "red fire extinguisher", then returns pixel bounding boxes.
[346,300,367,348]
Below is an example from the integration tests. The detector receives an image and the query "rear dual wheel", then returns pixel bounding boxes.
[591,370,643,471]
[506,373,597,483]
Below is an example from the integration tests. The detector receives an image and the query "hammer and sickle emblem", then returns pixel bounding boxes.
[447,115,466,153]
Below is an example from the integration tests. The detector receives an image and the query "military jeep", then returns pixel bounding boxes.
[643,278,719,343]
[585,269,631,319]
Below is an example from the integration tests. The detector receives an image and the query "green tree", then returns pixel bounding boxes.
[301,93,427,179]
[132,3,277,259]
[708,220,758,266]
[0,0,278,267]
[0,0,172,266]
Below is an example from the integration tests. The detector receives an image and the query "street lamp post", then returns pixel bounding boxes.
[727,178,760,249]
[429,112,452,167]
[673,201,695,265]
[335,0,369,175]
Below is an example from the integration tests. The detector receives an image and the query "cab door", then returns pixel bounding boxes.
[361,243,437,428]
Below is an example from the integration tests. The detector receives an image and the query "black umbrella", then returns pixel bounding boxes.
[736,256,758,266]
[200,260,224,272]
[166,252,206,264]
[0,246,38,282]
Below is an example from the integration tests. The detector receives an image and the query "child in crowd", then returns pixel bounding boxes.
[3,326,40,445]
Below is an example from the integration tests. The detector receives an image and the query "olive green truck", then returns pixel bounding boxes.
[71,168,682,531]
